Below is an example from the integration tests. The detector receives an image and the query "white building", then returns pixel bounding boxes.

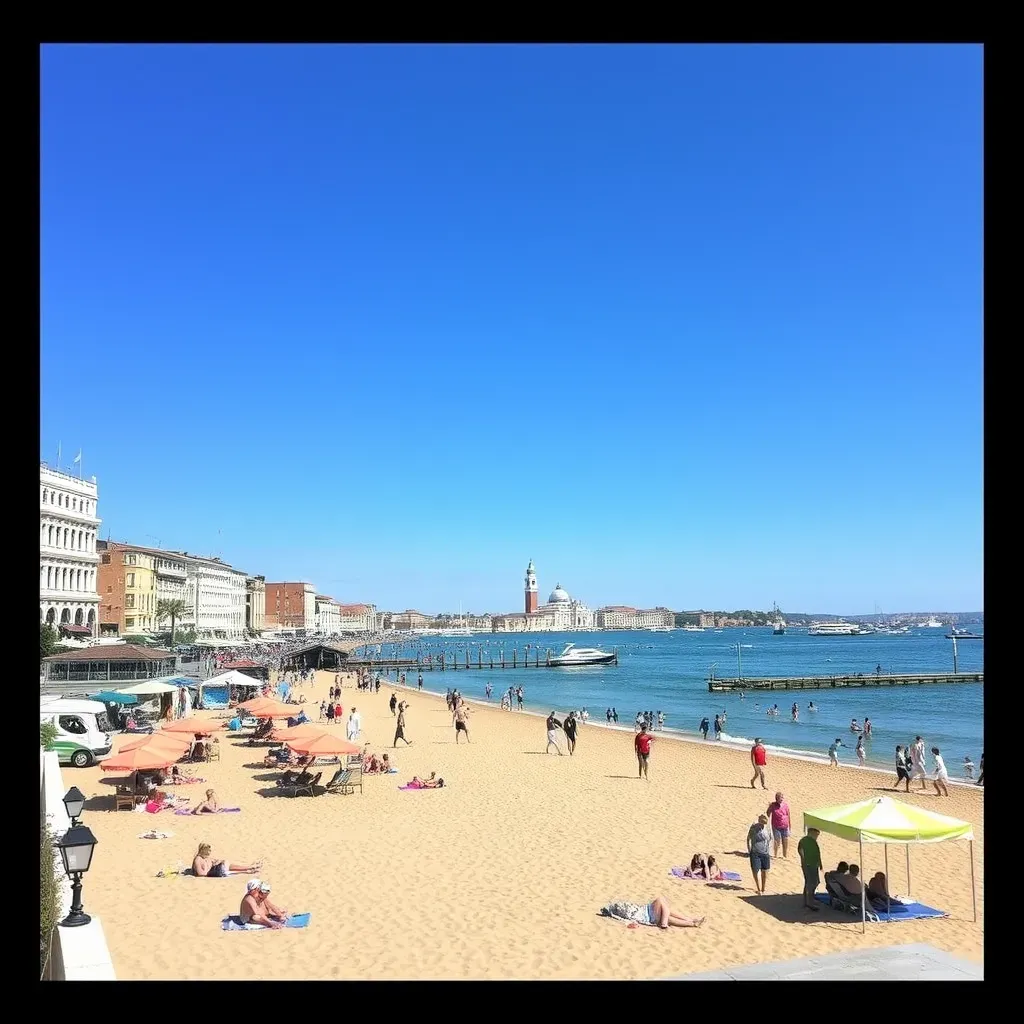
[181,554,249,637]
[596,606,674,629]
[40,464,101,636]
[493,579,596,633]
[337,603,377,633]
[315,595,341,635]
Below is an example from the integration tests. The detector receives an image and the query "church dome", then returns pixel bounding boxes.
[548,584,571,604]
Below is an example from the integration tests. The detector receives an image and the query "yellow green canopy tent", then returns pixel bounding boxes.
[803,796,976,931]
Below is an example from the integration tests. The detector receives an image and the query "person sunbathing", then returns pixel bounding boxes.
[192,843,261,878]
[191,788,220,814]
[685,853,708,878]
[602,897,706,929]
[240,880,288,929]
[405,775,445,789]
[706,855,725,881]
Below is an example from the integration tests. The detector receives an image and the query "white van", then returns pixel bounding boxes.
[39,698,114,768]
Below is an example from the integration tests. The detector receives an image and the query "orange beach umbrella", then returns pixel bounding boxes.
[120,732,193,753]
[286,733,362,757]
[100,743,181,772]
[238,697,273,712]
[250,702,297,719]
[271,723,329,743]
[159,718,224,735]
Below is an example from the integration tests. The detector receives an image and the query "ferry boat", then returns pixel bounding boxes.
[807,621,870,636]
[772,603,786,635]
[647,625,674,632]
[681,624,704,632]
[549,643,617,666]
[920,617,944,628]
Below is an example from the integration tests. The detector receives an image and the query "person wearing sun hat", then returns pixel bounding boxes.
[240,879,289,928]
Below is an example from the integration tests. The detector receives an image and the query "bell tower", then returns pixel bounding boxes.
[524,559,538,614]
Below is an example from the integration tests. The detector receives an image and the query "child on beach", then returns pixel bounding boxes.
[962,756,975,780]
[828,739,843,766]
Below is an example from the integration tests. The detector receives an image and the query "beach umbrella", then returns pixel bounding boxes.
[100,743,181,772]
[286,733,362,757]
[159,718,224,735]
[119,732,193,753]
[270,723,329,743]
[250,702,297,719]
[238,697,278,713]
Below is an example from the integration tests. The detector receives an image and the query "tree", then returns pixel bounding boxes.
[157,598,187,645]
[40,623,58,662]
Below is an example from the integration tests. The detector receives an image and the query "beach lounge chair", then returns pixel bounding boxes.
[823,875,879,921]
[289,771,322,798]
[324,767,362,795]
[206,740,221,762]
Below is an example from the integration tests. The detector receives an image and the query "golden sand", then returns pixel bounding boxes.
[73,670,983,980]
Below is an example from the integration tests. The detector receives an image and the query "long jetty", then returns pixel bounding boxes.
[708,671,983,692]
[347,647,617,671]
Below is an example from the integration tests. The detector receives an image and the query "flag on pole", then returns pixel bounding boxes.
[57,442,62,469]
[73,450,82,464]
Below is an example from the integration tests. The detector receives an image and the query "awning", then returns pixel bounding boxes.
[117,680,183,696]
[804,796,974,844]
[94,691,138,705]
[61,625,93,635]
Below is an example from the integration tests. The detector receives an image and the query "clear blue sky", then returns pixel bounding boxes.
[41,44,983,615]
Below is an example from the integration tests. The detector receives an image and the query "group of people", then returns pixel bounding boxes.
[893,737,953,795]
[544,711,581,756]
[634,710,665,731]
[499,686,525,711]
[699,712,727,740]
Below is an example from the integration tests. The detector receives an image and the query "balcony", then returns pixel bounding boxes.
[155,564,187,579]
[39,544,101,563]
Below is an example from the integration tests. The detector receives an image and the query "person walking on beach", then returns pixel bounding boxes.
[389,693,397,716]
[326,701,335,725]
[699,716,710,740]
[767,792,791,859]
[485,682,493,699]
[347,707,361,742]
[864,717,872,737]
[713,714,722,740]
[375,677,381,694]
[635,711,644,732]
[612,708,619,723]
[797,827,822,912]
[635,724,653,780]
[563,711,578,755]
[454,702,471,743]
[893,745,911,792]
[976,752,984,786]
[746,814,772,895]
[910,736,927,791]
[828,738,843,766]
[546,712,564,755]
[750,738,768,789]
[394,702,412,747]
[931,747,950,797]
[856,734,866,765]
[418,672,423,690]
[516,687,524,711]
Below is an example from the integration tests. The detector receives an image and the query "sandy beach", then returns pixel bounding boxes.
[72,670,984,980]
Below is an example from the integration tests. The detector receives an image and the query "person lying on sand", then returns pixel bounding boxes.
[240,880,288,929]
[192,843,261,878]
[602,897,705,929]
[192,788,220,814]
[405,775,444,789]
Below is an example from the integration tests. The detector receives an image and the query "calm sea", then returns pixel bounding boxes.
[373,628,984,773]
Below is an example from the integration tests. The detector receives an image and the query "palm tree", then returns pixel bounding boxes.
[157,598,188,645]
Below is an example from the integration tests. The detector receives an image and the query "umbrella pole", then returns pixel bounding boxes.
[884,845,890,920]
[860,837,866,933]
[906,844,911,897]
[970,840,977,922]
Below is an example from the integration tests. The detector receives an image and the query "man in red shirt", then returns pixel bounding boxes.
[635,725,654,781]
[750,738,768,790]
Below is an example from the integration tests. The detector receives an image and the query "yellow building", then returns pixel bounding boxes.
[97,542,159,634]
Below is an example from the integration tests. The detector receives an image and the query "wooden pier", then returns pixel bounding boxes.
[347,647,618,671]
[708,672,983,693]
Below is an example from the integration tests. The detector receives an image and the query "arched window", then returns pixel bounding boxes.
[46,607,56,625]
[87,609,95,628]
[46,566,53,589]
[72,497,77,511]
[74,608,84,625]
[70,529,76,550]
[60,608,71,624]
[57,493,62,507]
[42,489,48,503]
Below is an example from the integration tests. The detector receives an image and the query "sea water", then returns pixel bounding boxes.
[375,629,983,773]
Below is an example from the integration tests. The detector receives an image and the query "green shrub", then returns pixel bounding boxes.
[40,720,58,751]
[40,825,61,977]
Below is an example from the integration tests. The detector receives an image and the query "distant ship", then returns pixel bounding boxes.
[647,625,674,632]
[808,621,872,636]
[946,628,984,640]
[681,624,704,632]
[772,603,786,635]
[549,643,617,666]
[921,617,944,628]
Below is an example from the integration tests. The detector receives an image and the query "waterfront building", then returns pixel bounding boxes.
[40,463,101,636]
[596,606,675,630]
[245,575,266,633]
[337,603,376,633]
[316,594,341,634]
[42,643,178,684]
[493,563,596,632]
[183,554,248,637]
[265,582,317,632]
[391,610,431,631]
[96,543,158,634]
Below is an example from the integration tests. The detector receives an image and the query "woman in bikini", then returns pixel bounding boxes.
[191,788,220,814]
[192,843,261,878]
[604,897,705,929]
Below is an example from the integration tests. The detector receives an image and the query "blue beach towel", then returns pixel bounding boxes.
[221,913,311,931]
[815,893,947,921]
[671,866,742,882]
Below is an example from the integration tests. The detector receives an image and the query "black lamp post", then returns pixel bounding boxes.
[56,825,98,928]
[62,786,86,826]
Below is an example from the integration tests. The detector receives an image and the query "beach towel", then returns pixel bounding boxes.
[174,807,242,815]
[220,913,310,931]
[138,830,173,840]
[671,866,742,882]
[814,893,947,921]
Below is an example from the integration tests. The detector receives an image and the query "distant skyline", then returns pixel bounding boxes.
[41,45,983,613]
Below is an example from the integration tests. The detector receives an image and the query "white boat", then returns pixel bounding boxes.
[920,617,943,628]
[647,625,674,632]
[681,624,704,632]
[549,643,617,666]
[808,621,870,636]
[772,603,786,635]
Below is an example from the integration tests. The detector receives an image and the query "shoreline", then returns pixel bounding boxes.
[385,677,980,788]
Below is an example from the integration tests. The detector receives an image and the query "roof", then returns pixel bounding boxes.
[60,624,92,635]
[221,660,261,669]
[336,604,370,614]
[42,644,176,663]
[803,796,974,844]
[288,640,365,658]
[601,606,638,613]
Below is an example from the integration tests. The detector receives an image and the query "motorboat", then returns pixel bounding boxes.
[549,643,618,666]
[807,621,871,636]
[647,626,674,632]
[681,624,704,632]
[945,628,984,640]
[921,617,944,628]
[771,603,786,635]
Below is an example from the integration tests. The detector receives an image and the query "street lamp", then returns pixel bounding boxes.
[55,825,98,928]
[62,786,86,826]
